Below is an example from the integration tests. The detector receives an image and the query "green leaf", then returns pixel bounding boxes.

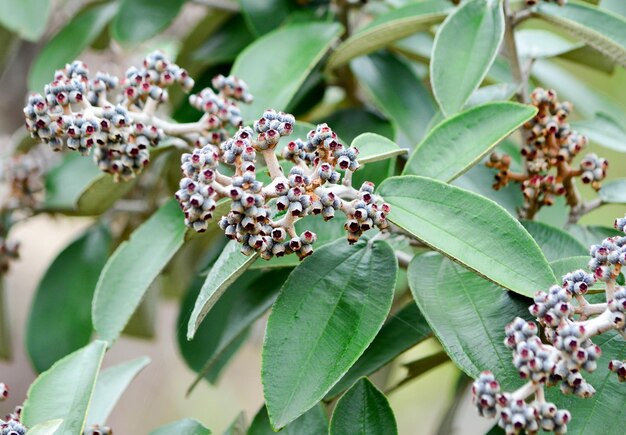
[378,176,556,297]
[534,2,626,68]
[93,200,187,344]
[520,220,587,261]
[238,0,289,36]
[408,253,528,390]
[326,0,451,70]
[567,224,621,247]
[572,113,626,152]
[403,102,536,181]
[326,303,431,399]
[44,154,102,212]
[180,268,290,391]
[26,225,111,373]
[22,341,107,433]
[351,133,407,164]
[453,163,522,216]
[466,83,518,108]
[599,179,626,203]
[550,256,593,282]
[28,2,119,91]
[186,240,258,339]
[431,0,505,116]
[191,15,255,67]
[150,418,211,435]
[86,356,150,427]
[262,238,397,428]
[0,0,50,41]
[329,378,397,435]
[27,419,63,435]
[222,412,245,435]
[249,405,328,435]
[516,29,580,59]
[545,332,626,434]
[352,52,436,149]
[231,22,342,121]
[111,0,185,44]
[76,144,175,215]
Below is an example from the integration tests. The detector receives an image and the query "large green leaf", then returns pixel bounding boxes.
[599,179,626,203]
[93,200,187,344]
[378,176,557,297]
[186,241,258,339]
[573,113,626,152]
[111,0,184,43]
[545,331,626,434]
[249,405,328,435]
[26,225,111,373]
[329,378,397,435]
[403,102,536,181]
[222,413,245,435]
[28,3,119,91]
[262,238,397,428]
[326,0,451,70]
[408,253,528,390]
[534,2,626,68]
[231,22,342,121]
[351,133,407,164]
[180,268,290,390]
[0,0,50,41]
[238,0,289,36]
[22,341,107,433]
[431,0,505,116]
[150,419,211,435]
[521,220,587,261]
[352,52,436,149]
[326,303,431,399]
[86,356,150,427]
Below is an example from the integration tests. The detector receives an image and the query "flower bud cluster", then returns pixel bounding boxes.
[486,88,607,219]
[24,52,251,183]
[473,215,626,432]
[177,110,390,259]
[0,393,26,435]
[83,424,113,435]
[2,148,47,209]
[472,371,571,434]
[588,234,626,282]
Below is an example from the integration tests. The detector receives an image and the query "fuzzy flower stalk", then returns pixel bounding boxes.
[472,215,626,434]
[23,52,390,260]
[487,88,607,220]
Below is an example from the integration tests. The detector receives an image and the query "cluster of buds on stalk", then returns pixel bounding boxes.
[1,147,49,210]
[487,88,607,220]
[176,110,391,259]
[0,384,26,435]
[472,215,626,434]
[23,51,249,182]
